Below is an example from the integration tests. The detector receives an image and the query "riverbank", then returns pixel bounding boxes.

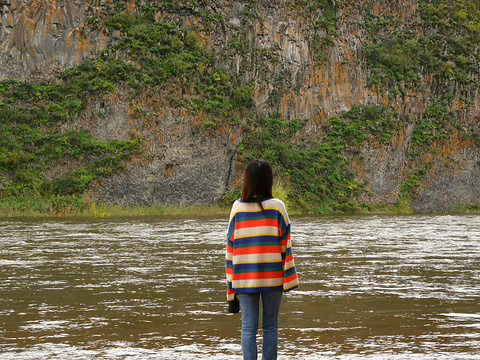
[1,193,479,218]
[0,193,390,217]
[0,194,231,218]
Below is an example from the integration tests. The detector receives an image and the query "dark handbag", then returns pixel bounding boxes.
[229,294,240,313]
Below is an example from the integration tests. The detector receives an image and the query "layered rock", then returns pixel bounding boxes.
[1,0,479,211]
[0,0,109,79]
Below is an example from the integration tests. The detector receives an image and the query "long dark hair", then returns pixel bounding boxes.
[241,159,273,212]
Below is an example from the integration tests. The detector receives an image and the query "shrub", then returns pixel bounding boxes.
[232,86,255,108]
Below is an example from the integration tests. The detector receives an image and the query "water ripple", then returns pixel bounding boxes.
[1,214,479,359]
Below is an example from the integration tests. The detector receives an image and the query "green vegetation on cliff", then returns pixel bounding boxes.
[366,0,480,87]
[0,76,143,206]
[100,4,254,114]
[0,0,255,216]
[1,0,480,216]
[236,105,398,214]
[363,0,480,209]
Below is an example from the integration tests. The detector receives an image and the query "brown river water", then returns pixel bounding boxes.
[0,214,479,359]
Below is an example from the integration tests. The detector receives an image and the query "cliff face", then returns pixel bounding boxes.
[0,0,110,79]
[1,0,479,212]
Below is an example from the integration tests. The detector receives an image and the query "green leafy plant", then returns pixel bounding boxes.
[366,0,480,88]
[0,1,257,214]
[234,105,395,213]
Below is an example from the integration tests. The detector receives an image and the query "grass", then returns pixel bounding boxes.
[2,191,467,218]
[1,189,478,218]
[87,202,234,217]
[0,194,232,218]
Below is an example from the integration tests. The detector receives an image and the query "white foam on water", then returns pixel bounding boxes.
[1,215,480,359]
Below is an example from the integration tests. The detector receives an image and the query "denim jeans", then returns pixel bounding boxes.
[237,290,283,360]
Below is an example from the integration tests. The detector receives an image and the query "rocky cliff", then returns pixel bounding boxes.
[1,0,479,213]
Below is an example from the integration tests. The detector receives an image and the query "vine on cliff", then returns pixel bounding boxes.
[365,0,480,89]
[2,0,479,215]
[236,105,396,214]
[363,0,480,211]
[0,77,142,203]
[1,0,255,214]
[294,0,339,64]
[101,1,255,119]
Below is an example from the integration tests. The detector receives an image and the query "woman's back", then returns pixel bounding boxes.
[226,197,298,302]
[225,159,298,360]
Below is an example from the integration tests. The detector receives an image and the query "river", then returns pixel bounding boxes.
[0,214,479,359]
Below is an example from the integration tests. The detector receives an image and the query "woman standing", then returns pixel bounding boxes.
[226,159,299,360]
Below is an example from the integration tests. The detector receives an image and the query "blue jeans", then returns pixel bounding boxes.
[237,290,283,360]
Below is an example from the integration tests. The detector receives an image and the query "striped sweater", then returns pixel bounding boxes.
[225,197,299,302]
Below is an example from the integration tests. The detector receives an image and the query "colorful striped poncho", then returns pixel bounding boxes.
[225,197,299,302]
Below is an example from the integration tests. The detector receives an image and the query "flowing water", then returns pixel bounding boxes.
[0,214,479,359]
